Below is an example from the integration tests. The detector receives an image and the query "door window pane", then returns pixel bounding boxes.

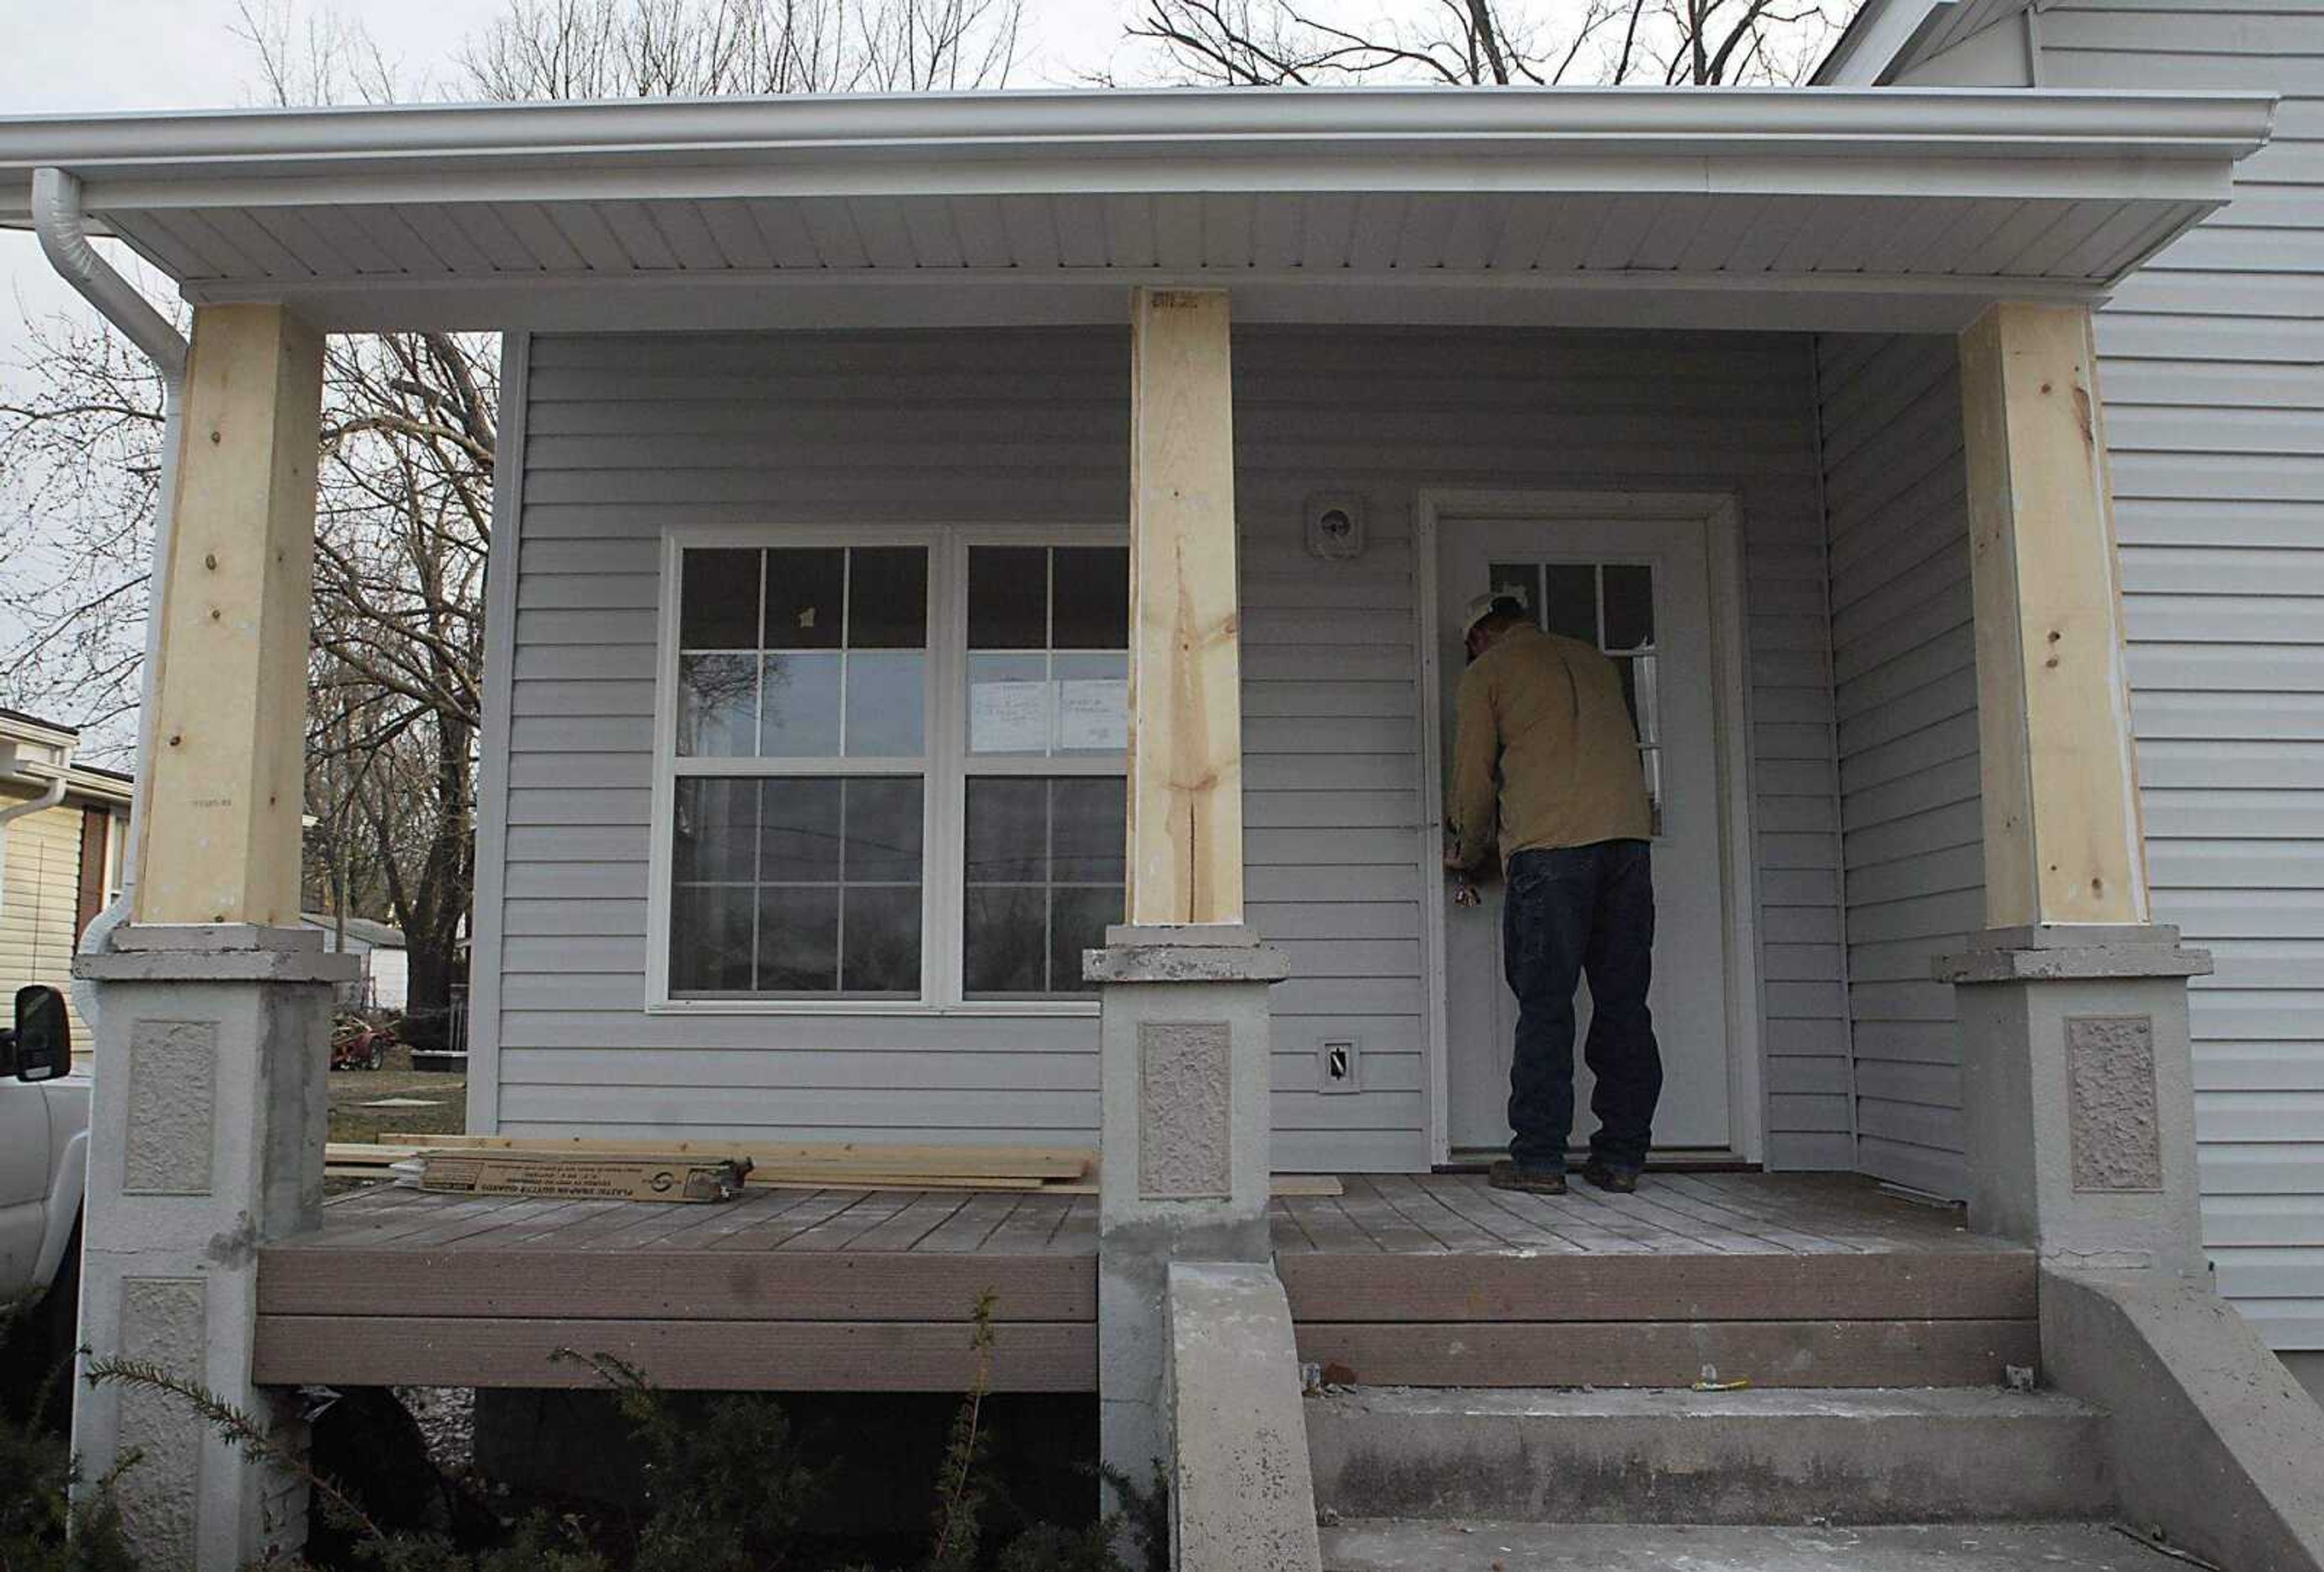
[1488,562,1538,622]
[1543,564,1598,643]
[1602,564,1655,652]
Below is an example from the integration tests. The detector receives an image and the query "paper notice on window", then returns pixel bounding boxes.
[1058,678,1128,752]
[970,680,1049,752]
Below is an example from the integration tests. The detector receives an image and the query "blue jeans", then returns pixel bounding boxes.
[1502,840,1662,1172]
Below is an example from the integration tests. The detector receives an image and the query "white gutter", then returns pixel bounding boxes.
[0,88,2280,214]
[31,166,188,954]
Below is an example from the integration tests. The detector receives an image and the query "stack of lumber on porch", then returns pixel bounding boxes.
[323,1135,1342,1197]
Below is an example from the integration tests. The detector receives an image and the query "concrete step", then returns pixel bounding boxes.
[1307,1386,2114,1525]
[1320,1520,2190,1571]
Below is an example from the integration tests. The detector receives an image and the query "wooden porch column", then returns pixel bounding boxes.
[1126,286,1244,927]
[1958,301,2150,929]
[136,303,325,926]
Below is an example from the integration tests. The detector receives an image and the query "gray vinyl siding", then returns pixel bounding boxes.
[488,326,1845,1171]
[1816,334,1979,1200]
[2034,0,2324,1350]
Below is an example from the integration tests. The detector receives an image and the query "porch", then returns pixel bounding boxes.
[252,1171,2033,1392]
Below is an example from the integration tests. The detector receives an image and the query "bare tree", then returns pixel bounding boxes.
[1124,0,1842,87]
[1,0,1024,1044]
[459,0,1023,98]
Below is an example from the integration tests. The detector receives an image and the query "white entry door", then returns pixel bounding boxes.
[1436,511,1736,1157]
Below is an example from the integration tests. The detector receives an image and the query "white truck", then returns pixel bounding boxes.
[1,987,87,1328]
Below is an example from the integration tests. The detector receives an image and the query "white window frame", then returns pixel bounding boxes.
[646,522,1128,1017]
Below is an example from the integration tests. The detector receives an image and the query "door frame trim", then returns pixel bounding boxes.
[1413,488,1766,1166]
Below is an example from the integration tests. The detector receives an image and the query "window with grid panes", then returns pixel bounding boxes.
[663,536,1128,1004]
[670,545,930,998]
[960,545,1129,998]
[1489,557,1664,835]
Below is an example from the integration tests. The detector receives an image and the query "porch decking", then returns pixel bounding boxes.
[254,1174,2036,1394]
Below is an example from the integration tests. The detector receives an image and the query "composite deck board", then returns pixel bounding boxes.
[260,1250,1094,1321]
[254,1316,1096,1391]
[257,1174,2031,1390]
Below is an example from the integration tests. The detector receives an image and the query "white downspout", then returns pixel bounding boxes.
[31,167,189,990]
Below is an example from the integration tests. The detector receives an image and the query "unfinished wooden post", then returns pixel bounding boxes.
[1126,286,1244,927]
[1094,290,1298,1536]
[73,302,353,1571]
[1957,301,2149,930]
[1941,302,2211,1281]
[135,302,324,927]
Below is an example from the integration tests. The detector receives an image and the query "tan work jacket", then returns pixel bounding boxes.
[1448,623,1653,872]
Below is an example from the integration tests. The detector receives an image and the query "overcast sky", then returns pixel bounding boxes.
[0,0,1131,362]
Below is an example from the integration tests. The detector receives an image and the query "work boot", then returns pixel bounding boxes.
[1488,1159,1567,1196]
[1581,1158,1642,1194]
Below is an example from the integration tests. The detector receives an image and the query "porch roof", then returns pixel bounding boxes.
[0,85,2275,334]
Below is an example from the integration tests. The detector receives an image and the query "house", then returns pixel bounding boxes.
[299,910,410,1011]
[8,4,2324,1564]
[0,708,131,1042]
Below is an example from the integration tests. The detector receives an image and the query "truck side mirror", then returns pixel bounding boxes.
[13,985,70,1082]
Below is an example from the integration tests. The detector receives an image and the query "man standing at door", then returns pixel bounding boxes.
[1445,593,1660,1196]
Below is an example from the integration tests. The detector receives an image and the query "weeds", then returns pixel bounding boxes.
[0,1291,138,1571]
[56,1288,1165,1572]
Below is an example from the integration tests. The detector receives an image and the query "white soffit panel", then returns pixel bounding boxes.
[0,87,2277,332]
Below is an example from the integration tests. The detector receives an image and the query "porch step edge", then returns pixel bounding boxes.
[1305,1384,2113,1525]
[1294,1315,2038,1389]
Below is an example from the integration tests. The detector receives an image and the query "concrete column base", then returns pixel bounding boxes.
[1086,924,1290,1491]
[1935,925,2212,1278]
[72,925,357,1571]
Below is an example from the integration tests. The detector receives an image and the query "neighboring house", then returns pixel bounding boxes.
[298,911,410,1011]
[11,42,2324,1571]
[0,708,130,1044]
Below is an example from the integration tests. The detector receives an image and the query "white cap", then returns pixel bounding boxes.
[1462,590,1528,639]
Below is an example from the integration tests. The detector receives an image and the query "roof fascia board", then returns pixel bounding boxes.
[0,86,2274,187]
